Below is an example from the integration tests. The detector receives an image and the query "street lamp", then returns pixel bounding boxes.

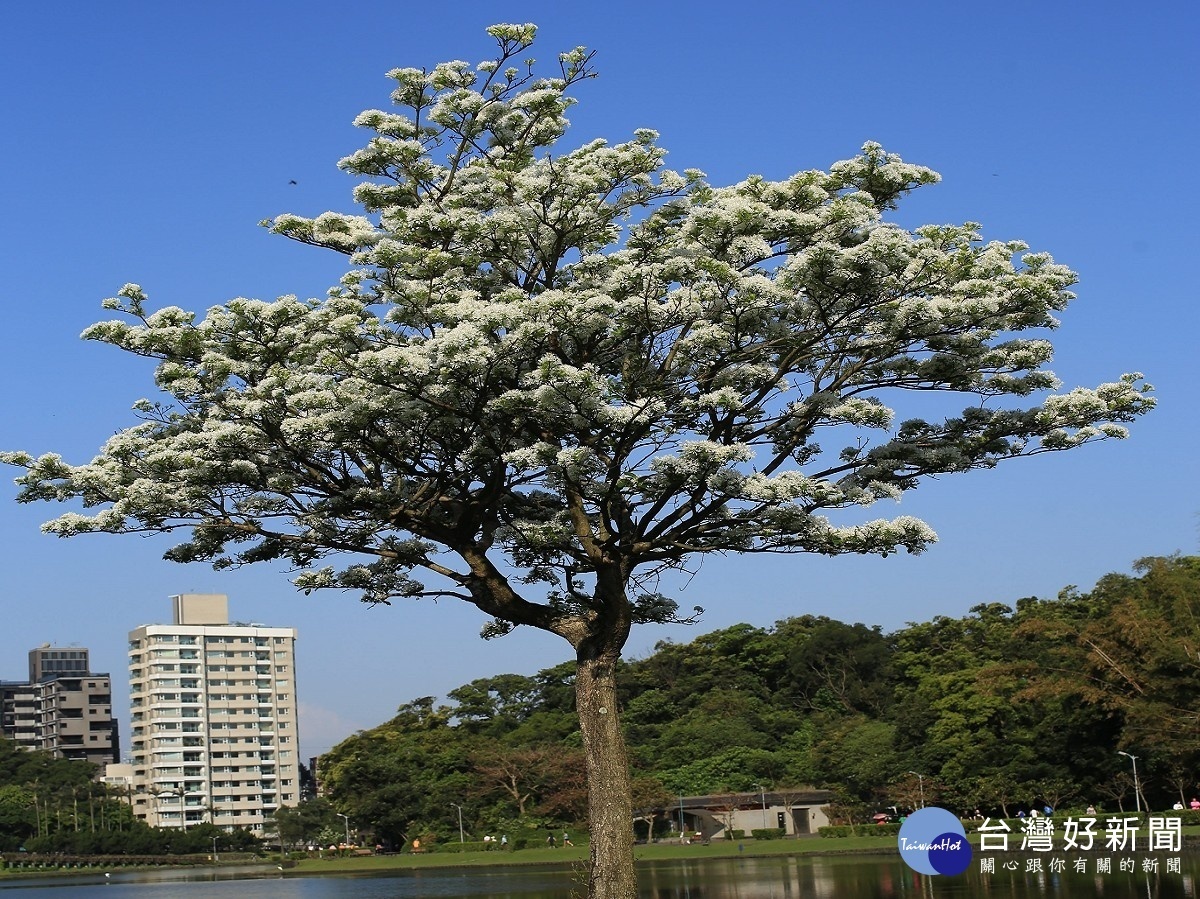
[753,783,767,829]
[1117,751,1142,813]
[908,772,926,809]
[450,803,465,843]
[211,835,219,862]
[337,812,351,847]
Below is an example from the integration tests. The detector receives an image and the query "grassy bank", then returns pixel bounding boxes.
[286,835,899,874]
[282,823,1200,875]
[11,826,1200,879]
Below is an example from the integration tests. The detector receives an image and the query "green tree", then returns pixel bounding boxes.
[1024,556,1200,807]
[447,673,540,736]
[470,745,584,819]
[274,798,338,849]
[3,25,1153,899]
[657,747,786,796]
[319,699,475,846]
[809,716,901,801]
[630,775,672,840]
[786,619,892,715]
[0,785,35,850]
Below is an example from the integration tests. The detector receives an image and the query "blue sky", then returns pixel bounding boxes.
[1,1,1197,760]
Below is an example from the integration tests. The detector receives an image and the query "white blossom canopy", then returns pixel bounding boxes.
[3,24,1153,648]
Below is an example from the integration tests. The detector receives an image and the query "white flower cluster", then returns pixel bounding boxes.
[2,26,1153,615]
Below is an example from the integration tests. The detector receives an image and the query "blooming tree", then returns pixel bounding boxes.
[2,24,1152,898]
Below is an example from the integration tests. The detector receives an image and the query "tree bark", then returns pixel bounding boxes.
[576,644,636,899]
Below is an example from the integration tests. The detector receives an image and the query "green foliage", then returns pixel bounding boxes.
[750,828,786,840]
[809,717,901,799]
[819,823,902,837]
[448,674,540,736]
[787,620,892,715]
[657,748,785,796]
[0,738,147,853]
[435,840,494,853]
[273,798,339,849]
[313,556,1200,841]
[0,738,97,790]
[0,785,35,851]
[319,706,475,846]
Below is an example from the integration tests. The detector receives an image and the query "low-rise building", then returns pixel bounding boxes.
[638,789,834,841]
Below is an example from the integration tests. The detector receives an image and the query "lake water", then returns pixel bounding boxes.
[1,853,1198,897]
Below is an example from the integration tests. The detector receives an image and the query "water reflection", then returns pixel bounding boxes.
[1,854,1198,897]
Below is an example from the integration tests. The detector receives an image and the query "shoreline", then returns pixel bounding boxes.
[0,836,897,881]
[8,831,1200,881]
[286,835,904,875]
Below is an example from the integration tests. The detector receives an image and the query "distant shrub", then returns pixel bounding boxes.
[436,841,491,853]
[751,828,785,840]
[818,823,901,838]
[818,825,854,838]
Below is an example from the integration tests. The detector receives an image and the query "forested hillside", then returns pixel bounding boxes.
[292,556,1200,846]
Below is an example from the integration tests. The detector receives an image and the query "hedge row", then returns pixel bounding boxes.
[434,841,513,853]
[818,824,902,838]
[750,828,786,840]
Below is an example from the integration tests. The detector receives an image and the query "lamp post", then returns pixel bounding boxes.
[337,812,351,847]
[212,835,219,862]
[1118,751,1142,813]
[450,803,465,843]
[754,783,767,829]
[908,772,926,809]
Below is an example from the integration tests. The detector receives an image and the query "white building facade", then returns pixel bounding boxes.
[127,594,300,833]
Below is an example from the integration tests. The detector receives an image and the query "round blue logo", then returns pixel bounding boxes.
[897,807,972,875]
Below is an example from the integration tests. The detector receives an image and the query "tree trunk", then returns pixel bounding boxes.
[576,645,636,899]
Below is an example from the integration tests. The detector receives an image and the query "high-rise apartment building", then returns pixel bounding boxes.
[127,594,300,833]
[0,646,118,769]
